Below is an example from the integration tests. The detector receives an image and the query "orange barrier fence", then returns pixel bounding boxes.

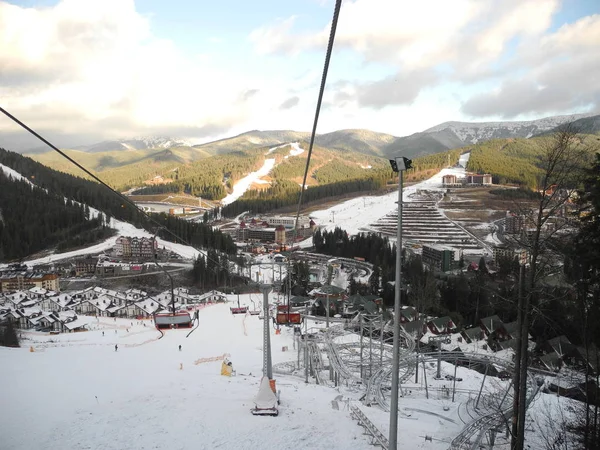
[194,353,231,365]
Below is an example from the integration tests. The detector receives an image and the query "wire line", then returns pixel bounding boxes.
[293,0,342,236]
[0,105,222,266]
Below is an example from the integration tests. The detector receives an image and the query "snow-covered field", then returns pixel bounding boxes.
[0,294,576,450]
[0,296,375,450]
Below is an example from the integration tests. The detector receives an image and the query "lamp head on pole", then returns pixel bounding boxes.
[389,157,413,172]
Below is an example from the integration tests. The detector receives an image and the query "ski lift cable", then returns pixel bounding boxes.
[292,0,342,235]
[0,105,224,267]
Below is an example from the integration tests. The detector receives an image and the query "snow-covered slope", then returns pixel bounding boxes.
[0,163,35,186]
[15,218,203,267]
[0,302,375,450]
[308,159,470,237]
[424,113,594,143]
[0,294,578,450]
[221,143,305,206]
[0,164,203,266]
[76,136,192,153]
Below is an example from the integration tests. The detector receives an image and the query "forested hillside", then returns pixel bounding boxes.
[0,172,114,261]
[0,148,236,259]
[466,134,599,188]
[130,151,264,198]
[221,146,464,216]
[221,176,389,216]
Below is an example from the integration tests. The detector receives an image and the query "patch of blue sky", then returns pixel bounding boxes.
[549,0,599,32]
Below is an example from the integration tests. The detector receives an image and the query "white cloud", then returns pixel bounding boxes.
[250,0,559,73]
[0,0,597,150]
[0,0,275,143]
[249,0,600,119]
[462,14,600,117]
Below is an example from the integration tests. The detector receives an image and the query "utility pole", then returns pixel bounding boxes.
[360,314,364,380]
[369,316,373,379]
[388,156,412,450]
[305,303,309,384]
[326,291,330,328]
[260,284,273,380]
[380,313,384,367]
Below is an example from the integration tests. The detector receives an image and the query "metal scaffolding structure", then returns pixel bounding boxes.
[274,316,541,450]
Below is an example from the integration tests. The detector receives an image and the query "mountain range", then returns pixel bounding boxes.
[19,112,595,160]
[73,136,192,153]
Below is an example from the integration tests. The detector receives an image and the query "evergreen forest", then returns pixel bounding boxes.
[0,148,236,260]
[0,171,114,261]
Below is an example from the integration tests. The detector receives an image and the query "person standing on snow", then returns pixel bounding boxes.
[115,344,118,352]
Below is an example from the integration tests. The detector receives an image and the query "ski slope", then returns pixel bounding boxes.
[0,294,575,450]
[309,165,470,237]
[0,297,374,450]
[221,143,305,206]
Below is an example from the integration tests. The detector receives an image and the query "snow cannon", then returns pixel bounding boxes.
[221,359,235,377]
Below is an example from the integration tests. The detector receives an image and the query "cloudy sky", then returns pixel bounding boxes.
[1,0,599,149]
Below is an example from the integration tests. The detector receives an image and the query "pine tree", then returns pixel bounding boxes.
[1,320,20,348]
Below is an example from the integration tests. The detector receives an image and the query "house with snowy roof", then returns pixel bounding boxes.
[106,304,128,318]
[79,295,113,316]
[39,293,73,312]
[28,286,48,299]
[20,298,42,308]
[125,288,147,302]
[461,326,485,344]
[426,316,457,335]
[7,291,30,308]
[27,311,61,331]
[399,306,418,323]
[1,309,23,324]
[197,290,226,303]
[133,298,162,318]
[61,315,91,332]
[479,315,506,339]
[71,287,96,301]
[155,291,187,308]
[401,319,427,340]
[17,307,43,329]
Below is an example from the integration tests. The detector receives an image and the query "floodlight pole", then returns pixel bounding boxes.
[389,158,406,450]
[260,284,273,379]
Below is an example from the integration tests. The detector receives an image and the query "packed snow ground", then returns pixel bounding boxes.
[1,296,375,450]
